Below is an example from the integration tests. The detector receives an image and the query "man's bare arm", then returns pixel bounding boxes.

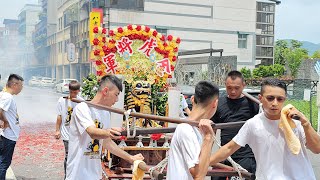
[86,125,121,140]
[0,108,10,128]
[55,115,62,139]
[189,136,214,179]
[209,140,241,166]
[103,138,144,164]
[303,122,320,154]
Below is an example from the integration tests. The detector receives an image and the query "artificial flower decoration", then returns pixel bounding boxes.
[91,25,181,85]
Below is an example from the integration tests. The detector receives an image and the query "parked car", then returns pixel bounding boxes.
[28,76,42,87]
[40,77,55,88]
[55,79,77,93]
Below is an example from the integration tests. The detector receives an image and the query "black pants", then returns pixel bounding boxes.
[211,157,256,180]
[63,140,69,180]
[0,136,16,180]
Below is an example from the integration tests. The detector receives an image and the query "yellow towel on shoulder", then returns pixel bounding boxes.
[132,160,145,180]
[279,104,301,155]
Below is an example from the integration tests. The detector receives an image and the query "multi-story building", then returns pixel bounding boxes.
[29,0,57,79]
[18,4,42,79]
[256,0,280,65]
[0,19,21,77]
[45,0,280,82]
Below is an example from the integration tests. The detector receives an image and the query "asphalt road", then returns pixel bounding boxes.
[10,86,65,180]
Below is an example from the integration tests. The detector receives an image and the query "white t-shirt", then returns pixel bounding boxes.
[167,123,202,180]
[179,94,188,118]
[56,96,83,141]
[0,91,20,141]
[66,102,111,180]
[233,113,316,180]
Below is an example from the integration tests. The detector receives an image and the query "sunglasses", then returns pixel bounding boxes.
[264,95,286,103]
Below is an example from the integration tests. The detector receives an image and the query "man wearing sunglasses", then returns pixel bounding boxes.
[210,78,320,179]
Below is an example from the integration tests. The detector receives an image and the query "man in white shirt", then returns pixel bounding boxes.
[210,78,320,180]
[167,81,219,180]
[66,75,144,180]
[179,94,191,118]
[0,74,24,179]
[55,80,83,179]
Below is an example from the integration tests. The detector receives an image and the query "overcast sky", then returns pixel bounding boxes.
[0,0,319,44]
[275,0,320,44]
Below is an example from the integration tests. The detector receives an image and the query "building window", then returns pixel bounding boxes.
[257,2,275,12]
[238,34,247,49]
[256,24,274,35]
[106,0,144,11]
[257,12,274,24]
[256,46,273,57]
[256,35,274,46]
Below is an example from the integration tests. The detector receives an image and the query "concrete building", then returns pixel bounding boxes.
[43,0,280,82]
[0,19,22,77]
[28,0,57,80]
[256,0,280,65]
[18,4,42,79]
[18,4,42,45]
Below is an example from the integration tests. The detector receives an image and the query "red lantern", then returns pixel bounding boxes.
[117,27,123,33]
[136,25,142,31]
[127,24,133,30]
[172,56,177,62]
[94,49,100,56]
[171,65,175,71]
[102,37,106,43]
[145,26,150,32]
[176,37,181,44]
[167,35,173,41]
[95,61,102,66]
[93,27,99,33]
[97,70,103,76]
[109,30,114,36]
[152,30,158,37]
[102,28,107,34]
[160,35,165,41]
[93,38,100,45]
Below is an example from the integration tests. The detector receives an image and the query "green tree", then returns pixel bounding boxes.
[252,64,285,78]
[274,40,288,65]
[311,50,320,59]
[285,48,308,77]
[240,67,252,79]
[81,73,98,100]
[291,39,303,49]
[272,64,285,77]
[252,65,272,78]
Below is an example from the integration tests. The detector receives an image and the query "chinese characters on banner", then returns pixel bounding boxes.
[102,37,170,76]
[102,53,118,74]
[138,38,157,57]
[156,58,171,77]
[116,37,133,57]
[89,12,101,46]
